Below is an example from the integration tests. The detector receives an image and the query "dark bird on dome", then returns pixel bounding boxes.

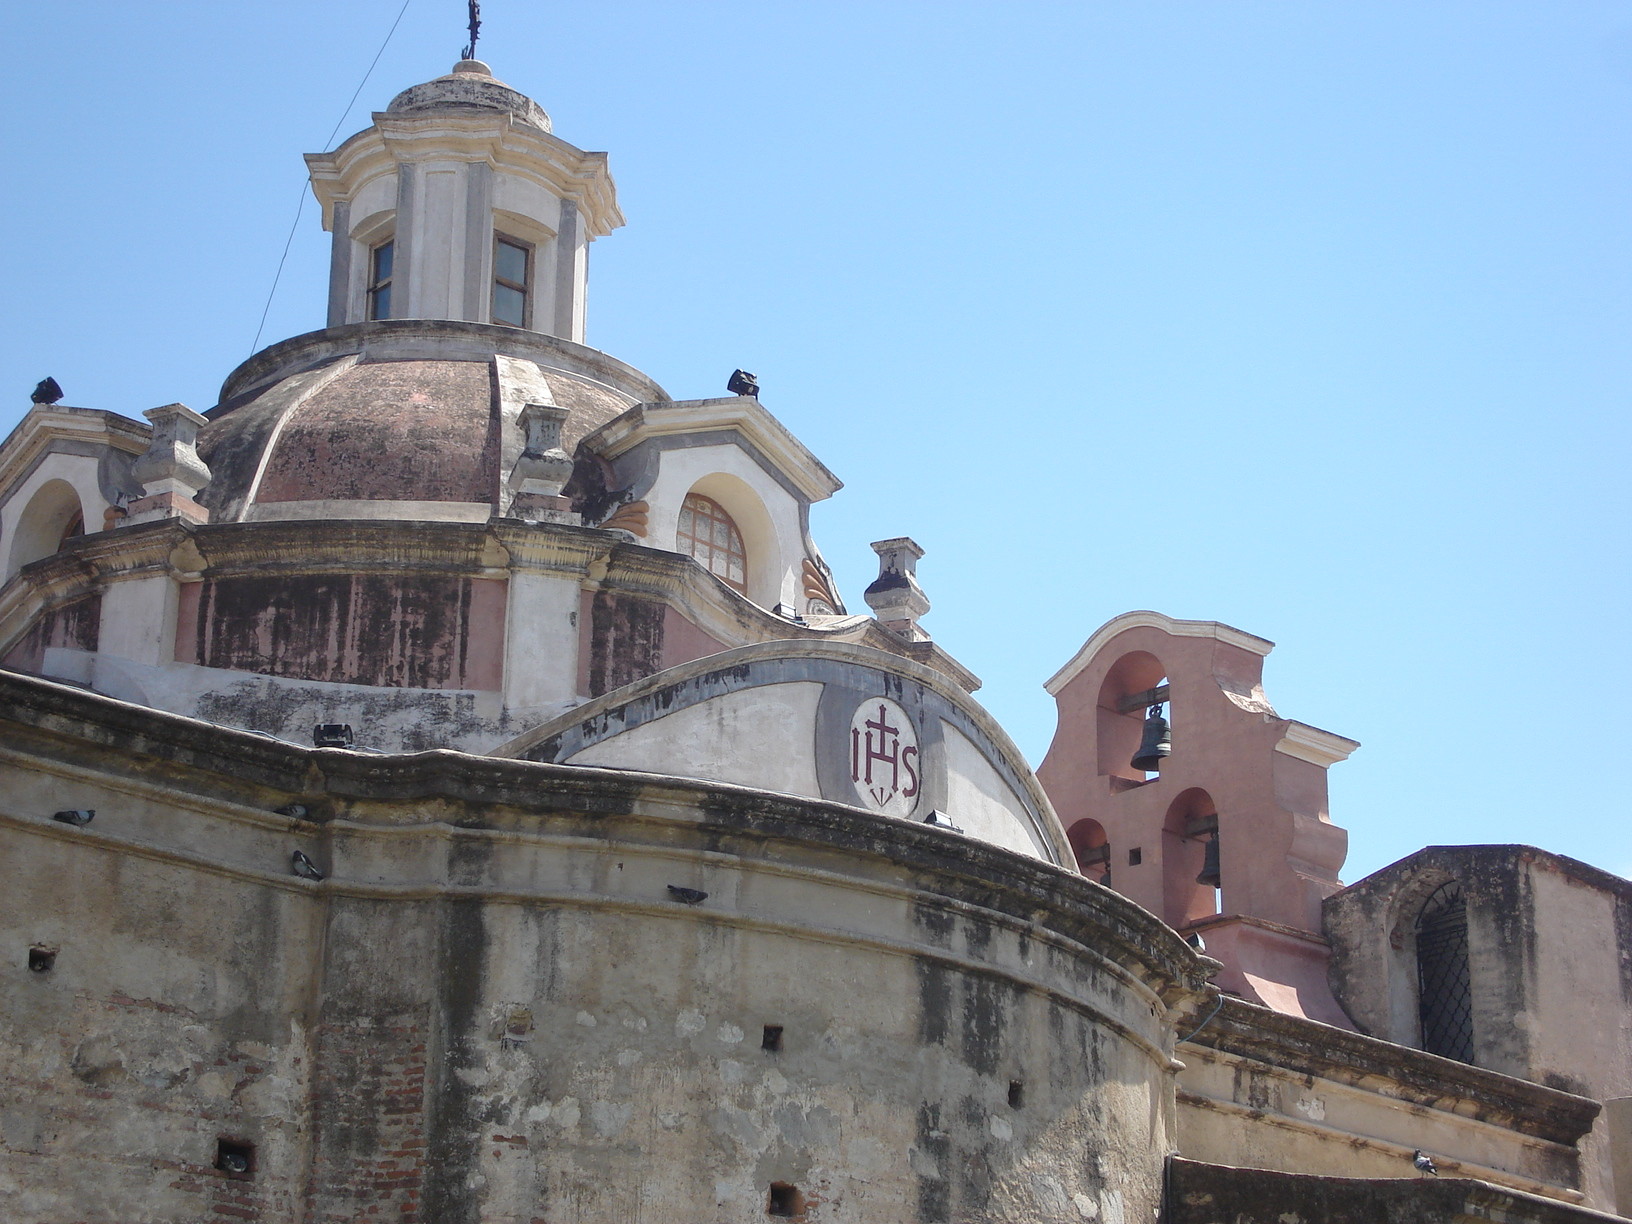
[1412,1150,1438,1176]
[31,377,63,405]
[291,850,325,881]
[727,369,759,398]
[667,884,708,905]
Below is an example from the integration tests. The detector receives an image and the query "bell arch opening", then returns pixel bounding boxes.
[1095,651,1167,783]
[1163,787,1220,929]
[1067,818,1111,886]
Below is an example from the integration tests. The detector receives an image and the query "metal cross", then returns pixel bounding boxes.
[462,0,481,61]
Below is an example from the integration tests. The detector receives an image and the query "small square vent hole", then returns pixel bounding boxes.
[215,1138,254,1178]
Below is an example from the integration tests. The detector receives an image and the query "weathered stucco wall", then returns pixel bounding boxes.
[1166,1158,1625,1224]
[0,669,1211,1223]
[1175,998,1600,1208]
[1324,845,1632,1212]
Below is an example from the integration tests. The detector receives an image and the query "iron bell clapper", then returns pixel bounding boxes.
[1197,832,1222,888]
[1130,703,1171,772]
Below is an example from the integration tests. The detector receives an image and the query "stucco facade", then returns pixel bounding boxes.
[1,55,1627,1224]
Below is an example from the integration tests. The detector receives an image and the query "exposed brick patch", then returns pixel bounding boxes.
[302,1020,427,1223]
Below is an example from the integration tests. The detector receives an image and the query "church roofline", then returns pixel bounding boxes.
[215,319,669,410]
[1044,609,1276,696]
[584,396,843,503]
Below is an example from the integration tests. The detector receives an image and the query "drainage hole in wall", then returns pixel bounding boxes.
[216,1138,255,1177]
[28,946,56,973]
[1008,1080,1025,1109]
[767,1183,802,1217]
[762,1025,784,1052]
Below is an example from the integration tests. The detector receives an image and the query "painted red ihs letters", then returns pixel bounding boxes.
[850,700,920,810]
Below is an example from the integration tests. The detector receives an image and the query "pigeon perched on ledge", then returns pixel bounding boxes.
[1413,1150,1438,1176]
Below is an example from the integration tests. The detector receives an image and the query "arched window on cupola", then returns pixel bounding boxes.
[5,479,88,580]
[677,492,747,594]
[1415,879,1475,1063]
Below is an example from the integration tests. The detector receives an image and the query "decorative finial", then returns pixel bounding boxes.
[462,0,482,61]
[864,537,931,641]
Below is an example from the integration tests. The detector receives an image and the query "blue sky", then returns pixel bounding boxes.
[3,2,1628,882]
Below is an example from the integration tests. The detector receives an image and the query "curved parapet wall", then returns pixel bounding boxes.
[494,639,1072,864]
[0,667,1213,1223]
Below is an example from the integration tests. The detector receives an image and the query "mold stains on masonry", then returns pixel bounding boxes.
[190,573,504,690]
[0,592,100,671]
[586,590,666,696]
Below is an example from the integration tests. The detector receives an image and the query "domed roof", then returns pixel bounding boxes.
[385,60,551,132]
[195,320,668,524]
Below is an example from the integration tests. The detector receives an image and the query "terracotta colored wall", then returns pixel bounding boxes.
[578,590,726,697]
[1,593,101,673]
[189,574,506,691]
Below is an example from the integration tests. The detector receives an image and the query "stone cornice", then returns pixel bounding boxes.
[1274,719,1361,767]
[1045,610,1276,696]
[0,666,1215,1021]
[0,404,150,497]
[217,320,667,408]
[306,110,623,238]
[1182,996,1601,1146]
[584,397,843,502]
[0,518,965,689]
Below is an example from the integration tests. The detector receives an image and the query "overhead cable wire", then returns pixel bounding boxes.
[249,0,415,355]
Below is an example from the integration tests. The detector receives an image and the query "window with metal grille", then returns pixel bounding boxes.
[1416,879,1474,1063]
[677,493,747,593]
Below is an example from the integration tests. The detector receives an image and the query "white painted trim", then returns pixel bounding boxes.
[1044,610,1275,696]
[1273,720,1360,768]
[586,397,843,503]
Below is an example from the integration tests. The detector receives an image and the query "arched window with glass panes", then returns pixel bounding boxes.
[677,492,747,594]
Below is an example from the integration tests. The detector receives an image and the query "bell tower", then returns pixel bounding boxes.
[304,59,624,343]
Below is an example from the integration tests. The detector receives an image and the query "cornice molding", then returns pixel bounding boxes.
[1044,610,1276,696]
[585,396,843,503]
[305,110,623,238]
[0,665,1213,1016]
[1274,719,1360,768]
[0,405,150,494]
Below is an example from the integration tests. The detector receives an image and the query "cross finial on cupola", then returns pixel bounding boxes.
[462,0,482,63]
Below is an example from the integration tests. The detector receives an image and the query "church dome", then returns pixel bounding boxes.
[385,59,551,132]
[193,319,667,523]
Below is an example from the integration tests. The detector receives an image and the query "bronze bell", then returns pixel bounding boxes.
[1197,832,1222,888]
[1130,703,1171,772]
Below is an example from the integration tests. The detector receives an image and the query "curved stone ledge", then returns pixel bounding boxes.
[217,319,669,408]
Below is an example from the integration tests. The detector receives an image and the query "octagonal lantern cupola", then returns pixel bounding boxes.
[305,59,624,343]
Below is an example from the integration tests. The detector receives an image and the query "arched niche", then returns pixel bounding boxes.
[1067,817,1111,885]
[6,479,87,579]
[680,473,778,608]
[1162,786,1220,928]
[1095,650,1166,783]
[1413,878,1475,1064]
